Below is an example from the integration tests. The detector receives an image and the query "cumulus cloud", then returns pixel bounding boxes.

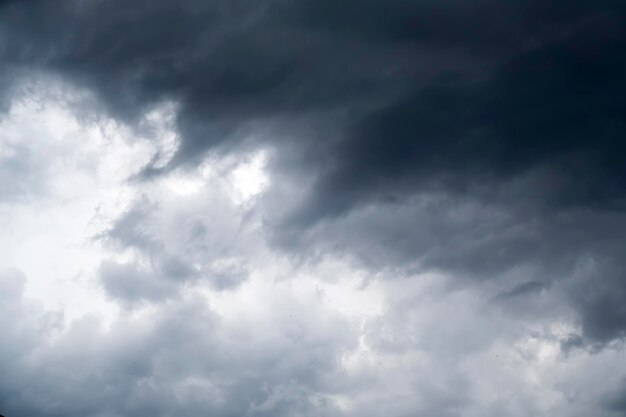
[0,268,357,417]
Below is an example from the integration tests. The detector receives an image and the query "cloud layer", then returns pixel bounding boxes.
[1,1,626,416]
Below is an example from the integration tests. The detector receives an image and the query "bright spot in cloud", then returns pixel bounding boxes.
[163,173,206,196]
[229,150,269,203]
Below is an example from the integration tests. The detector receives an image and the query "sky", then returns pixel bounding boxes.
[0,1,626,416]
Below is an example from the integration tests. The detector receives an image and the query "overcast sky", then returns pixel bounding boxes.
[1,1,626,416]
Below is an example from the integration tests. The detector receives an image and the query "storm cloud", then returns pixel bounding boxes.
[1,0,626,416]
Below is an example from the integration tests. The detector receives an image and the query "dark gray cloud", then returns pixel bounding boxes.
[4,0,619,176]
[1,1,626,416]
[2,0,624,217]
[493,281,549,301]
[291,15,626,224]
[267,185,626,344]
[2,0,623,343]
[602,378,626,414]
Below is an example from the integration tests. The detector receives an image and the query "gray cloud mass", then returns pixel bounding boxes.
[1,0,626,416]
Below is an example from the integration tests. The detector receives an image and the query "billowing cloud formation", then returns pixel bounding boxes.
[1,1,626,416]
[0,268,355,417]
